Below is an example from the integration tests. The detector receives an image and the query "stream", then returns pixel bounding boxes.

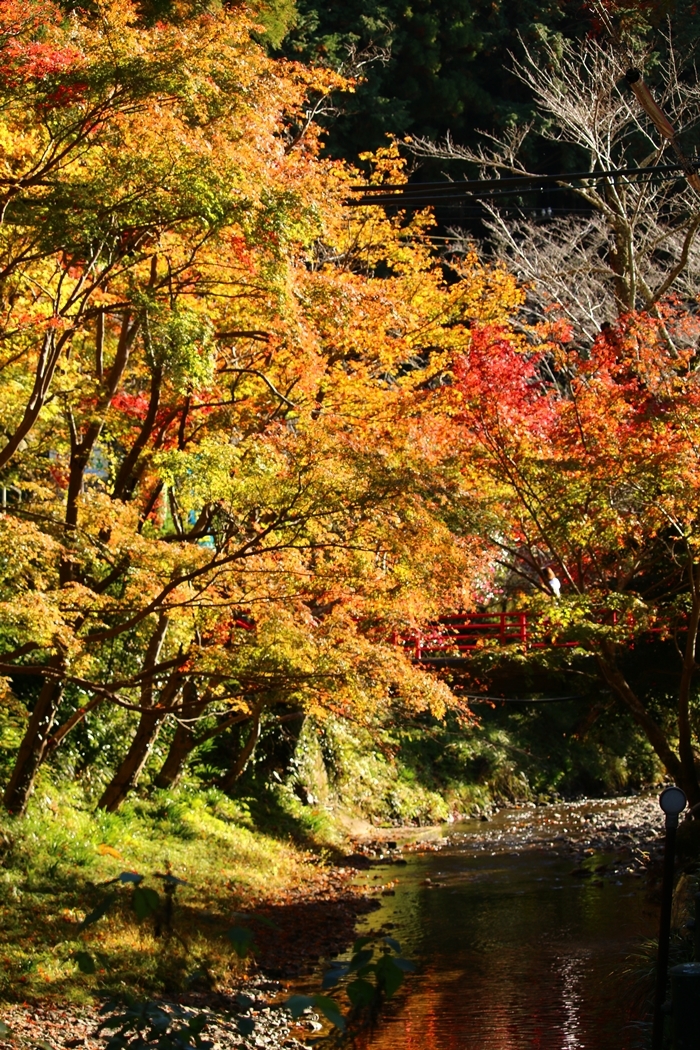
[351,797,662,1050]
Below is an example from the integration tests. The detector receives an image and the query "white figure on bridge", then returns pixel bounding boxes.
[544,566,561,598]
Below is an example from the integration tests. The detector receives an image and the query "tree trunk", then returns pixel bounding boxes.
[111,365,162,501]
[219,706,263,792]
[60,311,140,584]
[153,680,200,790]
[97,615,172,812]
[3,657,64,816]
[0,330,70,472]
[153,721,194,791]
[154,707,252,790]
[98,708,165,812]
[677,568,700,803]
[596,646,698,802]
[45,695,104,756]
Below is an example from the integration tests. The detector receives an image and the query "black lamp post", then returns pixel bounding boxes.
[652,785,687,1050]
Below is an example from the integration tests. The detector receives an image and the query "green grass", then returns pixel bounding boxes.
[0,781,336,1004]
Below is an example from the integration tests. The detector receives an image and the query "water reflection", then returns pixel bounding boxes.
[354,806,657,1050]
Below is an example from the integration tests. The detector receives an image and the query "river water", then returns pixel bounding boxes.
[352,798,661,1050]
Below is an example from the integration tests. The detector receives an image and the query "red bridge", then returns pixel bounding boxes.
[411,609,668,662]
[412,611,582,662]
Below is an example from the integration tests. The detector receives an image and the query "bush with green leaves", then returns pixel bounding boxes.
[98,1000,213,1050]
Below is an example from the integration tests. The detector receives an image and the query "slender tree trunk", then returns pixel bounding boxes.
[0,331,70,472]
[3,656,64,816]
[153,681,199,790]
[154,721,194,791]
[155,707,252,790]
[45,695,105,757]
[220,706,263,792]
[60,311,140,584]
[65,420,101,532]
[596,645,697,801]
[111,365,162,501]
[677,564,700,802]
[98,616,172,812]
[98,707,165,812]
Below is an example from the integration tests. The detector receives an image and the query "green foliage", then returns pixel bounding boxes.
[98,999,213,1050]
[314,934,415,1024]
[0,783,318,1001]
[225,925,255,958]
[133,886,162,922]
[286,935,416,1033]
[146,307,216,395]
[75,950,97,975]
[282,702,661,830]
[280,0,589,159]
[250,0,299,49]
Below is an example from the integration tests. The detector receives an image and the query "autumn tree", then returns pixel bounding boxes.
[0,2,529,814]
[450,310,700,804]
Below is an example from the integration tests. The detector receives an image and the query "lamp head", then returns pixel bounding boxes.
[659,785,687,821]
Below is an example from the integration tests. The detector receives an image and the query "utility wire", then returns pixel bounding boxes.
[459,694,584,704]
[347,163,692,208]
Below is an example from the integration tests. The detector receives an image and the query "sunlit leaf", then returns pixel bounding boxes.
[97,845,123,860]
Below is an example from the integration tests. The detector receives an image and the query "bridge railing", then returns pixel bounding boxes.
[410,609,670,660]
[412,611,581,660]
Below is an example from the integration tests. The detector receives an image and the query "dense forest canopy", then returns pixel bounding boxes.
[280,0,588,158]
[276,0,700,169]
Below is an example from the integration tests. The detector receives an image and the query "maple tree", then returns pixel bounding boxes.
[0,1,534,815]
[450,307,700,804]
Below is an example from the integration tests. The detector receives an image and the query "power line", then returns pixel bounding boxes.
[459,694,584,704]
[347,162,692,208]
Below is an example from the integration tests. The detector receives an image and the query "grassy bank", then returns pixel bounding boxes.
[283,700,661,826]
[0,783,348,1005]
[0,691,663,1008]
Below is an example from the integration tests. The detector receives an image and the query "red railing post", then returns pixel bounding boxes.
[519,612,528,648]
